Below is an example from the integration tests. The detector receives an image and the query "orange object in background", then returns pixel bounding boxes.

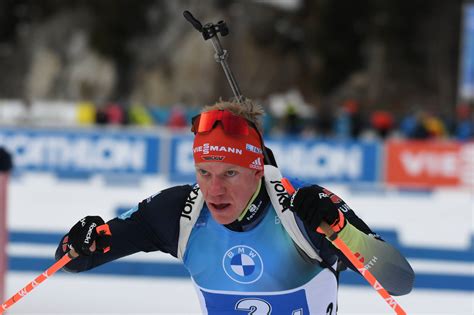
[385,140,473,188]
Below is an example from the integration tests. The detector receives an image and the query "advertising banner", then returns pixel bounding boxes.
[168,135,381,184]
[0,127,161,177]
[168,136,195,182]
[265,139,380,183]
[385,140,474,188]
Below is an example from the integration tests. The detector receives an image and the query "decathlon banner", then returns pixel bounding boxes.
[0,127,160,176]
[385,140,474,188]
[265,138,381,183]
[168,135,381,184]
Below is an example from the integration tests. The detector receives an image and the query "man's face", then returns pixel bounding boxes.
[195,162,264,225]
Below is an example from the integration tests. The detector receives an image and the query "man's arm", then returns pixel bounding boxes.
[288,184,415,296]
[55,184,194,272]
[331,220,415,296]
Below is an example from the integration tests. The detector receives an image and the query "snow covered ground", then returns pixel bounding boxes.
[3,173,473,314]
[5,272,474,314]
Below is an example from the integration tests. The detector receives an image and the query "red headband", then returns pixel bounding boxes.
[193,124,264,170]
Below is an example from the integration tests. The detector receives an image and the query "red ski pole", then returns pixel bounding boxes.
[1,250,76,314]
[1,224,110,314]
[281,178,407,315]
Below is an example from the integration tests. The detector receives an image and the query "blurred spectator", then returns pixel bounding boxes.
[105,102,126,125]
[454,103,473,140]
[267,90,314,136]
[399,110,420,138]
[423,111,447,138]
[76,101,96,125]
[95,106,108,125]
[335,99,363,138]
[149,106,171,125]
[128,103,154,126]
[283,105,303,135]
[401,109,447,139]
[314,104,334,137]
[95,102,126,125]
[370,110,394,139]
[167,105,188,129]
[334,106,350,138]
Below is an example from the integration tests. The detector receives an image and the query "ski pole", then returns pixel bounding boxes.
[1,224,111,314]
[183,10,243,102]
[1,249,77,314]
[184,9,279,167]
[281,178,407,315]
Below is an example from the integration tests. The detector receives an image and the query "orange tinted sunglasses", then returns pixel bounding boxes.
[191,110,257,135]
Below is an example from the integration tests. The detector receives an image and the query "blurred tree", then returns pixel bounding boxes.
[0,0,464,115]
[88,0,155,100]
[307,0,370,94]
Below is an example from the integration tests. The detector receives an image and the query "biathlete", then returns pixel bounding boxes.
[56,99,414,314]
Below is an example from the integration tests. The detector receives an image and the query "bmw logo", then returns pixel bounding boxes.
[222,245,263,284]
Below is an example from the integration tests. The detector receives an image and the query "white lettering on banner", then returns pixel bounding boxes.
[269,143,363,179]
[0,133,147,171]
[401,152,458,177]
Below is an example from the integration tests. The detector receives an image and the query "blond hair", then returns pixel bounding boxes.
[201,98,265,132]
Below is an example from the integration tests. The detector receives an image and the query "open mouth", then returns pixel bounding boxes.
[210,203,231,210]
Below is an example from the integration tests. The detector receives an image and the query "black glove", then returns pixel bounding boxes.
[285,185,346,231]
[67,216,111,256]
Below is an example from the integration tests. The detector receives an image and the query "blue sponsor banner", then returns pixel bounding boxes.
[265,138,380,183]
[0,127,160,176]
[168,135,380,184]
[169,135,195,182]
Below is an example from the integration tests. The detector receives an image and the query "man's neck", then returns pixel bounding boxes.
[225,179,270,232]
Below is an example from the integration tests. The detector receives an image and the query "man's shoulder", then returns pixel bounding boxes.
[139,184,197,211]
[134,184,200,257]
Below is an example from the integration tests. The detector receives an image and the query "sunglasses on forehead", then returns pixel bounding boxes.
[191,109,258,135]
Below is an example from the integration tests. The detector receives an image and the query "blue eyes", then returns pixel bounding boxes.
[197,169,237,177]
[226,170,237,177]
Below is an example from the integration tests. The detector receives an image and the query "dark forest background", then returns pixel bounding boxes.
[0,0,465,119]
